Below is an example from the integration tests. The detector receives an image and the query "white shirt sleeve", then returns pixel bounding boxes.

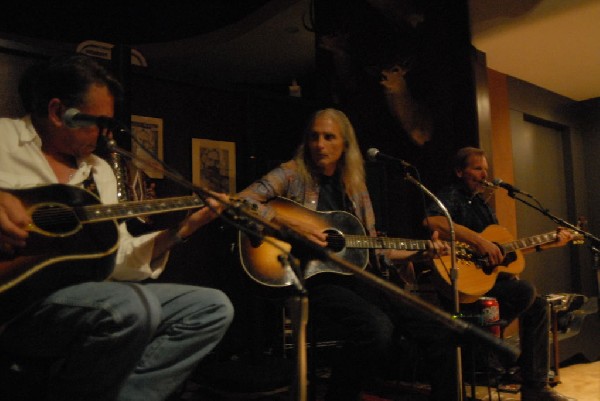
[89,156,171,281]
[0,116,171,282]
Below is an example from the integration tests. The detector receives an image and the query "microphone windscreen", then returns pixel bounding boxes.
[366,148,379,161]
[62,108,82,128]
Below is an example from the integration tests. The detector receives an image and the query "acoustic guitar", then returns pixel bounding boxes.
[432,224,581,303]
[0,183,205,324]
[238,197,430,288]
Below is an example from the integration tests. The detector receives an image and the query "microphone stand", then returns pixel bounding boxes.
[275,254,309,401]
[503,189,600,245]
[403,171,464,401]
[102,124,518,400]
[503,188,600,307]
[102,124,316,401]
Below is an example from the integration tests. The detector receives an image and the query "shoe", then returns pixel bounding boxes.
[521,386,577,401]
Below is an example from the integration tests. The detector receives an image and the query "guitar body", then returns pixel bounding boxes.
[0,184,119,324]
[239,197,369,287]
[432,224,525,303]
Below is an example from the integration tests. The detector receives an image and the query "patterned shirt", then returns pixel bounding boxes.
[238,159,389,264]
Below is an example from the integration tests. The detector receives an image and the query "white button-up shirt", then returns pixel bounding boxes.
[0,115,168,281]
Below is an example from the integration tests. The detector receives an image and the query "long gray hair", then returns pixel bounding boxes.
[293,108,366,199]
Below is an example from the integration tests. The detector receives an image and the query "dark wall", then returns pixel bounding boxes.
[504,76,597,297]
[313,0,478,238]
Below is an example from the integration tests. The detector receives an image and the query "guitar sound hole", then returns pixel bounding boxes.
[32,204,81,235]
[324,229,346,252]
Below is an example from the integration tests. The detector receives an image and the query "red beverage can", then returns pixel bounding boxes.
[479,297,500,337]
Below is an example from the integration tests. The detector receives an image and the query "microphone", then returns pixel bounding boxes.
[62,108,118,129]
[480,179,497,189]
[492,178,519,192]
[366,148,412,168]
[492,178,531,196]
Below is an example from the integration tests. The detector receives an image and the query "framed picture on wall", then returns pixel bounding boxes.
[131,115,164,179]
[192,138,236,194]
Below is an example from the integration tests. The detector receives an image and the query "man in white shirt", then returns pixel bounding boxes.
[0,54,233,401]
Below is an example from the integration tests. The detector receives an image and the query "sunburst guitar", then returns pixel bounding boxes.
[238,197,430,288]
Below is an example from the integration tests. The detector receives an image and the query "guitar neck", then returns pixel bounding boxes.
[79,195,205,223]
[500,231,558,253]
[344,235,429,251]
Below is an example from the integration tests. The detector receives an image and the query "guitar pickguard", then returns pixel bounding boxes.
[239,198,368,287]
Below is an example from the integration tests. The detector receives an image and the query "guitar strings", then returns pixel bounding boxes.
[30,196,203,228]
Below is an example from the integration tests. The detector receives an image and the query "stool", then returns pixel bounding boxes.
[458,295,509,401]
[545,293,586,385]
[462,318,509,401]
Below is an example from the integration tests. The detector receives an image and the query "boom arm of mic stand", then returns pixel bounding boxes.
[102,131,209,197]
[508,191,600,246]
[107,133,313,401]
[106,133,315,401]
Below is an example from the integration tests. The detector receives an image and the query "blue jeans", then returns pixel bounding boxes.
[0,281,234,401]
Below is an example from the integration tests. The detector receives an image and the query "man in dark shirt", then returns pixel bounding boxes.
[423,147,576,401]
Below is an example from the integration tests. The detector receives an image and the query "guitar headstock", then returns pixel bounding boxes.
[571,232,585,246]
[572,217,587,245]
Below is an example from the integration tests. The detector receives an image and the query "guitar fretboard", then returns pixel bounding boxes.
[343,235,429,250]
[80,195,204,222]
[501,231,557,253]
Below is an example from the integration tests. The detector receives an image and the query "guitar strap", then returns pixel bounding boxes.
[81,170,100,198]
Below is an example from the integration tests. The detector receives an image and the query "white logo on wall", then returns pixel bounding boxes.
[76,40,147,67]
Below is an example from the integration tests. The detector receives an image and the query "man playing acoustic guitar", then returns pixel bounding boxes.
[238,108,457,401]
[423,146,576,401]
[0,54,233,400]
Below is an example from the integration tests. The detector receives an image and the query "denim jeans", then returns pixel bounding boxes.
[0,281,234,401]
[307,275,458,401]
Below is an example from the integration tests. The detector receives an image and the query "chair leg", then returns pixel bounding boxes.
[309,323,317,401]
[470,348,477,401]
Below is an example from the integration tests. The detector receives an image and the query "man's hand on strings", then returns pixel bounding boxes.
[274,214,328,248]
[546,227,577,250]
[425,230,450,258]
[0,191,31,253]
[473,236,504,266]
